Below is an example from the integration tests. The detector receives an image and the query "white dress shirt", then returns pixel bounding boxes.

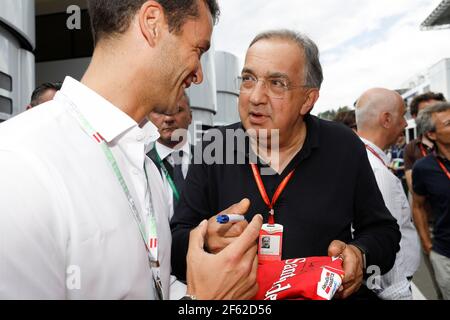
[155,141,191,220]
[155,141,191,179]
[0,76,185,299]
[361,138,421,300]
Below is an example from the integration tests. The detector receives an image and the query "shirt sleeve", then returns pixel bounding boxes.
[370,162,397,218]
[369,154,420,297]
[351,147,401,275]
[0,149,66,299]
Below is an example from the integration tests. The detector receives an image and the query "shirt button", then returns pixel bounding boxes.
[132,169,140,175]
[136,133,144,142]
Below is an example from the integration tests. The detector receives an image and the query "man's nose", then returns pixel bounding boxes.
[249,80,269,105]
[164,114,175,123]
[193,63,204,85]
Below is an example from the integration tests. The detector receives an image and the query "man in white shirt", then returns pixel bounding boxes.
[355,88,421,299]
[148,91,192,220]
[0,0,262,300]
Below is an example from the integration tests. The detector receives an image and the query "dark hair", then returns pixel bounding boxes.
[30,82,62,107]
[87,0,220,43]
[409,92,446,117]
[333,110,356,130]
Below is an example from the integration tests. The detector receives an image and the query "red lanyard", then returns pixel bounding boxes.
[435,157,450,180]
[365,144,386,167]
[419,143,429,158]
[419,142,449,180]
[250,164,295,225]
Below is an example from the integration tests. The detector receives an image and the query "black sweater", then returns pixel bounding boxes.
[171,115,400,296]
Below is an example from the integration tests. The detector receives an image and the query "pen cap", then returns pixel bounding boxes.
[216,215,230,224]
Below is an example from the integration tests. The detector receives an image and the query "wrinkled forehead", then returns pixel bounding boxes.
[433,109,450,123]
[243,39,305,80]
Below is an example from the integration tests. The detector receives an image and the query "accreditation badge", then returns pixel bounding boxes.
[258,223,284,263]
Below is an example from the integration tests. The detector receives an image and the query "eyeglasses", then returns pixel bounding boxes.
[237,74,309,99]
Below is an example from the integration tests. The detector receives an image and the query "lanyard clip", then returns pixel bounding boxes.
[149,260,160,268]
[268,209,275,225]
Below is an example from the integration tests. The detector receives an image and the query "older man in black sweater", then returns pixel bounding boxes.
[171,30,400,300]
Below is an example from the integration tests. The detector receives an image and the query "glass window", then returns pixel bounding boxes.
[0,95,13,114]
[0,71,12,92]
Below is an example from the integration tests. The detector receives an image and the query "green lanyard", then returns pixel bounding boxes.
[64,96,159,265]
[63,94,164,300]
[153,147,181,202]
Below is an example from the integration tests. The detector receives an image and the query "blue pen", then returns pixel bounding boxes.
[216,214,246,224]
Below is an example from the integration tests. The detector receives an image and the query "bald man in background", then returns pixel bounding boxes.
[356,88,420,299]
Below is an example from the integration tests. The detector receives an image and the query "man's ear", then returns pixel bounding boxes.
[138,1,165,47]
[380,112,392,129]
[300,88,320,116]
[426,131,437,142]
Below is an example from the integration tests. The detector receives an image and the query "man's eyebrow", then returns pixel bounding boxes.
[241,68,289,80]
[241,67,254,74]
[267,72,289,79]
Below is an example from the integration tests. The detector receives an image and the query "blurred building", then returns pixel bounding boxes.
[400,59,450,142]
[0,0,240,133]
[214,51,240,126]
[0,0,35,123]
[397,0,450,142]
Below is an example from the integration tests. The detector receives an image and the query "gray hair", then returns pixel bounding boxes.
[249,29,323,89]
[416,102,450,134]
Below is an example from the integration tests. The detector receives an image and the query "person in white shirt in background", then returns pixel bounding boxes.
[0,0,262,300]
[148,91,192,220]
[355,88,421,300]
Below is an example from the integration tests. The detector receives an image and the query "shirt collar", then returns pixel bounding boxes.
[420,136,434,149]
[304,114,321,150]
[141,120,161,154]
[236,114,321,159]
[57,76,159,144]
[230,114,321,176]
[155,140,190,160]
[433,148,450,163]
[360,137,389,165]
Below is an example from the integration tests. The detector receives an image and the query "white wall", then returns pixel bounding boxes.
[429,58,450,100]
